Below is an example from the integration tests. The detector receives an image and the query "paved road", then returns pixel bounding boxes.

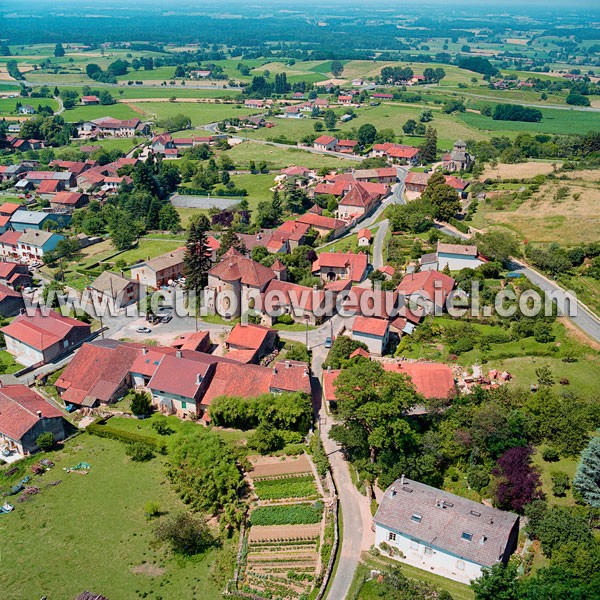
[508,259,600,343]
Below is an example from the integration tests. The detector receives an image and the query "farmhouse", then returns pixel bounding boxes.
[420,242,484,272]
[0,284,24,317]
[335,139,359,154]
[312,252,368,283]
[404,171,431,195]
[225,323,277,364]
[89,271,142,308]
[396,270,455,314]
[353,167,398,184]
[81,95,100,105]
[382,362,456,400]
[351,316,390,355]
[0,261,31,289]
[336,182,384,222]
[313,135,338,152]
[371,143,420,164]
[374,478,519,583]
[357,228,372,247]
[0,231,22,260]
[130,248,185,288]
[1,309,91,367]
[10,210,71,232]
[0,385,68,455]
[296,213,347,238]
[50,191,88,212]
[17,230,65,263]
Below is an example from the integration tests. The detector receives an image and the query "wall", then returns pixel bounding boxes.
[374,524,484,584]
[437,253,483,272]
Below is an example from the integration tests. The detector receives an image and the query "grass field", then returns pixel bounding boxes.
[0,97,59,115]
[531,448,578,508]
[0,435,230,600]
[131,101,258,126]
[62,102,142,122]
[458,108,600,137]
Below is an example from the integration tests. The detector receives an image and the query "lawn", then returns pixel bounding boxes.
[0,435,231,600]
[62,102,142,122]
[110,87,241,100]
[117,66,178,81]
[0,97,59,115]
[531,447,578,508]
[0,349,23,374]
[214,173,274,211]
[349,554,474,600]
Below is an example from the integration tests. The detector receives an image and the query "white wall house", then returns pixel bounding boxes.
[374,478,519,584]
[351,317,389,356]
[421,242,484,272]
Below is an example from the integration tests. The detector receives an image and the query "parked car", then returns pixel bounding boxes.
[161,313,173,324]
[136,326,152,334]
[324,337,333,349]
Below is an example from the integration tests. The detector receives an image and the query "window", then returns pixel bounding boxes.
[424,546,433,556]
[388,532,396,542]
[411,514,422,523]
[456,560,465,570]
[181,401,187,409]
[461,532,473,541]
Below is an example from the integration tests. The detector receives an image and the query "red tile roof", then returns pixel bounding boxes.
[209,248,275,289]
[270,360,311,394]
[170,331,211,352]
[444,175,469,191]
[201,362,273,406]
[357,228,372,241]
[378,265,395,277]
[51,191,83,206]
[314,135,337,146]
[405,172,431,187]
[0,384,63,441]
[130,346,176,378]
[322,368,341,402]
[339,183,375,209]
[226,323,275,351]
[352,316,389,337]
[1,309,90,352]
[382,362,455,399]
[262,279,329,314]
[55,341,140,406]
[277,220,311,241]
[0,203,22,216]
[149,354,214,400]
[312,252,368,282]
[37,179,61,194]
[313,181,351,197]
[396,270,455,306]
[349,347,370,359]
[0,231,22,247]
[0,261,21,278]
[341,287,399,319]
[297,213,346,231]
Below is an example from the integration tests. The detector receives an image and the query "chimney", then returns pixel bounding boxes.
[142,345,148,355]
[176,349,182,358]
[273,367,278,374]
[313,285,318,291]
[400,474,405,486]
[196,373,203,385]
[327,365,331,373]
[37,410,42,419]
[285,360,291,369]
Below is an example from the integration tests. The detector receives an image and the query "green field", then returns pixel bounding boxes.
[117,66,178,81]
[0,435,231,600]
[458,108,600,137]
[131,101,258,126]
[62,102,142,122]
[0,97,59,116]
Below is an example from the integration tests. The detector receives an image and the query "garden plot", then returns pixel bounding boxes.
[237,453,329,599]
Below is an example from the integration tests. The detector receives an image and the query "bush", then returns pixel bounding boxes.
[155,511,213,555]
[467,465,491,492]
[452,338,474,354]
[542,447,560,462]
[87,421,165,452]
[276,313,294,325]
[152,416,174,436]
[36,432,55,451]
[144,500,161,519]
[551,471,571,497]
[126,442,155,462]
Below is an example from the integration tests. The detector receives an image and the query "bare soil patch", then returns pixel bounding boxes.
[131,563,166,577]
[248,523,321,542]
[248,454,311,478]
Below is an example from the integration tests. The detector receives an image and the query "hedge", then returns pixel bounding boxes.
[87,421,165,452]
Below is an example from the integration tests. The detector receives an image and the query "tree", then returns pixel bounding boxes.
[330,361,420,464]
[155,511,213,555]
[36,432,55,451]
[472,231,519,267]
[331,60,344,77]
[324,109,337,131]
[535,365,555,388]
[131,391,153,416]
[472,562,519,600]
[419,109,433,122]
[357,123,377,147]
[322,336,369,369]
[573,433,600,507]
[218,228,246,258]
[402,119,417,135]
[54,43,65,58]
[492,445,543,512]
[314,121,324,132]
[421,172,460,222]
[158,203,181,233]
[184,214,212,293]
[107,208,138,250]
[420,126,438,163]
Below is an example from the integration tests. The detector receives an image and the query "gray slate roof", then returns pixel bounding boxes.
[374,478,519,567]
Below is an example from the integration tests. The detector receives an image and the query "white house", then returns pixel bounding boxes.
[357,228,372,247]
[351,317,389,356]
[313,135,338,152]
[374,477,519,584]
[420,242,484,272]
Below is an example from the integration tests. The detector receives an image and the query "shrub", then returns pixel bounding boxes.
[144,500,161,519]
[131,391,153,416]
[155,511,213,555]
[87,422,160,449]
[452,338,474,354]
[467,465,490,492]
[542,447,560,462]
[152,416,174,436]
[36,432,55,451]
[276,313,294,325]
[551,472,571,497]
[126,442,155,462]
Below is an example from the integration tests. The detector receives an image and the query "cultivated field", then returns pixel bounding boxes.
[481,161,562,180]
